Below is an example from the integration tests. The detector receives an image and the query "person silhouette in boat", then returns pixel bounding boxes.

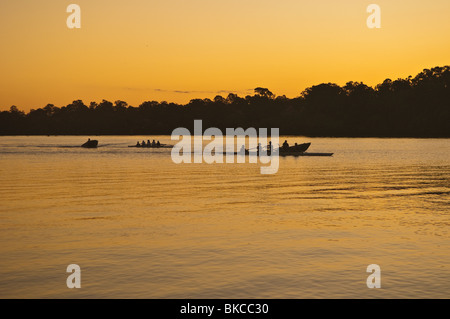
[240,145,246,154]
[282,140,289,150]
[268,141,273,153]
[136,141,140,147]
[142,140,146,147]
[147,140,151,147]
[156,141,161,147]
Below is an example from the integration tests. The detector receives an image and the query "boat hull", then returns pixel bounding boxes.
[218,151,333,157]
[128,144,172,149]
[81,140,98,148]
[278,152,333,157]
[285,142,311,153]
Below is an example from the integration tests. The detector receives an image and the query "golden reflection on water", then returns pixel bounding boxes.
[0,136,449,298]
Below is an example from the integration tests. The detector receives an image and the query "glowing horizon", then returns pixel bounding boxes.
[1,0,450,111]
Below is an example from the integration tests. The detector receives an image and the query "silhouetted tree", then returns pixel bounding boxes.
[9,105,24,115]
[254,87,274,99]
[1,66,449,137]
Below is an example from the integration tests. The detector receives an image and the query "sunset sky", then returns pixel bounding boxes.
[1,0,449,111]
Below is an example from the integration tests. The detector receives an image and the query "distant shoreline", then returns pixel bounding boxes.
[1,134,449,139]
[2,66,449,138]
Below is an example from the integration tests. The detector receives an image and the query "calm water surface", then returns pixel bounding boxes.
[0,136,449,298]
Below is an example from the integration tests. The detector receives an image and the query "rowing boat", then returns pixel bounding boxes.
[278,152,333,157]
[218,150,333,157]
[128,144,172,148]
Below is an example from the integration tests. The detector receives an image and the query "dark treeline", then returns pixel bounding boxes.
[1,66,449,137]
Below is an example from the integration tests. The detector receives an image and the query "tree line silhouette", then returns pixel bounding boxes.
[1,66,449,137]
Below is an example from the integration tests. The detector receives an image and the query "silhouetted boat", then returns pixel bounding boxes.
[278,152,333,157]
[81,139,98,148]
[219,150,333,157]
[218,142,332,156]
[275,142,334,156]
[245,150,333,156]
[288,142,311,153]
[128,144,172,148]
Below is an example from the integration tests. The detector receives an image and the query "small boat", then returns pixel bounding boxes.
[278,152,333,157]
[250,142,311,154]
[81,139,98,148]
[219,150,333,157]
[219,142,332,157]
[288,142,311,153]
[128,144,172,149]
[275,142,334,156]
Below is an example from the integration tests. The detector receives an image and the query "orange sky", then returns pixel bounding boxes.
[1,0,449,111]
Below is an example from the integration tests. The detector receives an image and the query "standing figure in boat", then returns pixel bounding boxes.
[257,143,262,156]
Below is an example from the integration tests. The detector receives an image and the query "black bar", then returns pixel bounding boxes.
[0,299,442,317]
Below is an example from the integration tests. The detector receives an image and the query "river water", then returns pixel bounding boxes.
[0,136,448,298]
